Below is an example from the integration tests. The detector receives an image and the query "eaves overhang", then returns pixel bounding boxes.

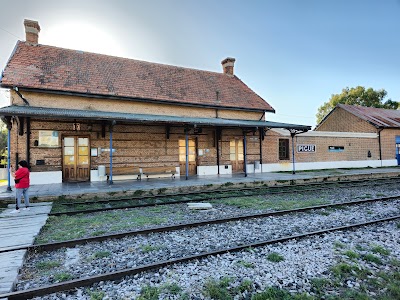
[0,105,310,131]
[0,86,276,114]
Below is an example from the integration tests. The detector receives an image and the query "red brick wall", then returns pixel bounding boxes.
[380,129,400,160]
[263,130,380,164]
[8,90,265,175]
[316,107,377,133]
[10,118,388,175]
[9,92,395,175]
[11,91,262,121]
[11,119,263,173]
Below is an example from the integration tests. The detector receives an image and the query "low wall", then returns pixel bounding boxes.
[1,159,397,184]
[262,159,397,172]
[30,171,62,185]
[0,168,7,180]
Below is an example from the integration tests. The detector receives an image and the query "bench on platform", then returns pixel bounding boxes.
[106,166,142,181]
[141,166,176,179]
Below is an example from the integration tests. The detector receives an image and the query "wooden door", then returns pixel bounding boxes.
[230,139,244,173]
[179,139,197,175]
[63,136,90,182]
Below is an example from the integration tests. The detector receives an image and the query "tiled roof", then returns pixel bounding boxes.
[271,128,377,138]
[338,104,400,128]
[0,105,310,130]
[0,41,274,112]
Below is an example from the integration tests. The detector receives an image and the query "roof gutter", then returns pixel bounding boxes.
[0,106,310,131]
[0,86,275,114]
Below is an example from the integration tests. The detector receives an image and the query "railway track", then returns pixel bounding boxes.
[2,215,399,300]
[1,194,399,255]
[51,177,400,216]
[1,183,399,299]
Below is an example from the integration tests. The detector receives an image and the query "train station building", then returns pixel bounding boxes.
[0,20,398,184]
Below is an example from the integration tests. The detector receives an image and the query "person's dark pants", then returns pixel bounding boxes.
[15,188,29,210]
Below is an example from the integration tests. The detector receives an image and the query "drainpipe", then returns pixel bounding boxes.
[26,117,30,168]
[13,87,30,106]
[185,128,189,180]
[216,128,220,175]
[259,128,263,173]
[378,128,383,167]
[109,120,116,184]
[15,153,19,171]
[291,132,296,174]
[243,131,247,177]
[7,126,12,192]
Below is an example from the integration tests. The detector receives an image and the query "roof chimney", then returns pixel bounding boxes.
[24,19,40,45]
[221,57,236,76]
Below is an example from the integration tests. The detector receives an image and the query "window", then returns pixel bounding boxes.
[279,139,289,160]
[230,139,243,161]
[179,139,196,162]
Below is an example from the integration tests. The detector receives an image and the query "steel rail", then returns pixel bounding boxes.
[2,194,399,254]
[51,178,400,216]
[2,215,399,300]
[59,176,400,206]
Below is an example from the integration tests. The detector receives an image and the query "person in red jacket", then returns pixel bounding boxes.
[10,160,30,213]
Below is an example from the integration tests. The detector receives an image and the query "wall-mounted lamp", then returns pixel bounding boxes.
[88,123,92,131]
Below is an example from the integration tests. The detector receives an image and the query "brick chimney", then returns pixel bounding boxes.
[24,19,40,45]
[221,57,236,76]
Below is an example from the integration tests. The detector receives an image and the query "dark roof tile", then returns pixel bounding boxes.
[1,41,274,112]
[339,104,400,128]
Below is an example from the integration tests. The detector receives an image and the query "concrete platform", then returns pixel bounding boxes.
[0,203,52,294]
[1,167,400,201]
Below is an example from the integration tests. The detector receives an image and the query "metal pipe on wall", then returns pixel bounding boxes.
[7,128,12,192]
[185,128,189,180]
[216,128,220,175]
[259,128,263,173]
[26,117,30,168]
[291,133,296,174]
[109,121,116,184]
[378,128,383,167]
[243,131,247,177]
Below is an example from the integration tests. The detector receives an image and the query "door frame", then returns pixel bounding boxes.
[62,134,91,182]
[179,137,197,176]
[230,138,244,173]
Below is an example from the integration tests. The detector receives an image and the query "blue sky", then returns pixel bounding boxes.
[0,0,399,127]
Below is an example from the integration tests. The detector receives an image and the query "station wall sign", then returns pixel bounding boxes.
[297,144,316,153]
[328,146,344,152]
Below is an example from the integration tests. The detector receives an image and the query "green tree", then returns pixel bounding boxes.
[316,86,398,124]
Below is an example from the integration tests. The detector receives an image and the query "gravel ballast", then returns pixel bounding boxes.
[12,182,400,299]
[18,200,399,294]
[37,181,400,243]
[30,220,400,299]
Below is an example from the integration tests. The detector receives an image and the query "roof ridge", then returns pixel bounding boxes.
[17,41,233,78]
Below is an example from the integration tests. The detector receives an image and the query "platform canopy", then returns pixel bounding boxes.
[0,105,311,131]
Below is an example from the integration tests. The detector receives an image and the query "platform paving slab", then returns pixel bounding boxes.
[0,250,26,294]
[0,202,52,294]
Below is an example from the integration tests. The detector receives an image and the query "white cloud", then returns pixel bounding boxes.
[0,89,10,108]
